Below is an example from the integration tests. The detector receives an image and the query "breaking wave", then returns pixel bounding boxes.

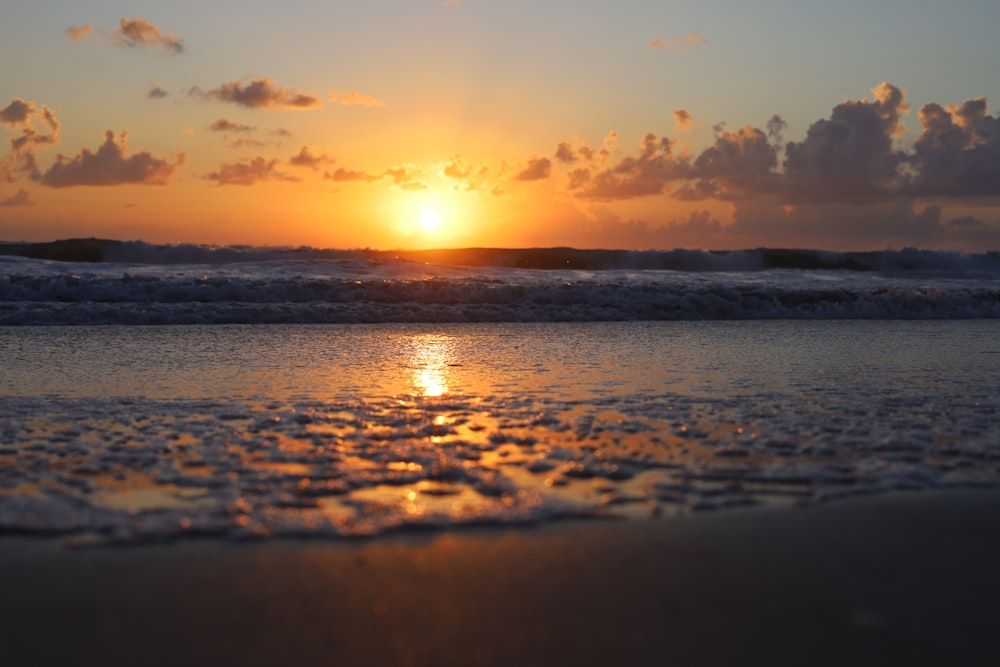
[3,237,1000,274]
[1,238,998,324]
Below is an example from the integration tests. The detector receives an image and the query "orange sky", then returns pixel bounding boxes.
[2,3,1000,250]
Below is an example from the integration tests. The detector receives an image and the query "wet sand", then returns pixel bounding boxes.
[2,489,999,667]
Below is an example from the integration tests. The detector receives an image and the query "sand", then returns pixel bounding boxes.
[2,489,999,667]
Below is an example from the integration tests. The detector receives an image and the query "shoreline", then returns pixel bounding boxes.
[3,489,999,666]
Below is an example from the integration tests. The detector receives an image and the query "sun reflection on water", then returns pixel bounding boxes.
[409,334,455,397]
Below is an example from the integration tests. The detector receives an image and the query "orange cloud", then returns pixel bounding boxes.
[206,156,298,186]
[209,118,255,133]
[225,137,268,150]
[1,99,60,183]
[385,165,427,190]
[116,18,184,53]
[438,154,492,192]
[674,109,692,133]
[196,78,320,110]
[324,167,379,183]
[0,99,36,127]
[0,188,33,207]
[38,130,183,187]
[573,133,683,200]
[649,34,709,54]
[65,25,95,41]
[289,145,333,170]
[66,18,183,54]
[331,91,386,107]
[514,157,551,181]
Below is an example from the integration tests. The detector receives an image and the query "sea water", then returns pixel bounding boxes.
[1,243,998,544]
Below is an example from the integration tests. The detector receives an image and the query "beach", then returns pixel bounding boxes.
[2,489,999,666]
[1,256,998,665]
[4,0,1000,661]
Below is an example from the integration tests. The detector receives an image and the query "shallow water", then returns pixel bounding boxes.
[1,321,998,544]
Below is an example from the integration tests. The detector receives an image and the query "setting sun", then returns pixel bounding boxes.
[420,210,442,233]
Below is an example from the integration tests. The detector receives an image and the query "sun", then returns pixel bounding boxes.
[420,209,442,233]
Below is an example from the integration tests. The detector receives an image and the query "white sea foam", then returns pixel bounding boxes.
[1,321,997,545]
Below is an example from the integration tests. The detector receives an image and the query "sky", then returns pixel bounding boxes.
[2,0,1000,251]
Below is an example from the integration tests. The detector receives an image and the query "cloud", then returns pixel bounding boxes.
[554,140,599,165]
[0,188,33,207]
[556,83,1000,219]
[209,118,255,133]
[66,19,183,54]
[323,163,430,189]
[555,142,577,164]
[438,154,492,191]
[1,100,60,183]
[196,78,320,110]
[0,99,36,127]
[324,167,379,183]
[330,91,386,107]
[147,86,169,99]
[536,82,1000,248]
[385,165,428,190]
[947,215,985,228]
[674,109,692,133]
[573,133,684,200]
[766,115,787,145]
[514,157,552,181]
[38,130,183,187]
[225,137,268,150]
[206,156,298,186]
[730,199,949,248]
[782,82,909,201]
[649,34,708,54]
[441,154,472,180]
[65,25,95,41]
[116,18,183,53]
[289,145,332,169]
[907,97,1000,197]
[684,125,779,199]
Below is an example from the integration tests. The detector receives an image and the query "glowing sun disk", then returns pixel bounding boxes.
[420,210,441,232]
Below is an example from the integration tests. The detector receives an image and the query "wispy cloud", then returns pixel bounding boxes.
[206,156,298,186]
[0,188,33,207]
[209,118,256,133]
[64,24,94,41]
[385,165,428,191]
[649,34,708,54]
[1,99,60,183]
[674,109,692,133]
[330,91,386,108]
[324,167,380,183]
[65,18,184,54]
[194,78,320,110]
[116,18,183,53]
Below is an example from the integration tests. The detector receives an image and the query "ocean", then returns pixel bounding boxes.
[1,239,998,545]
